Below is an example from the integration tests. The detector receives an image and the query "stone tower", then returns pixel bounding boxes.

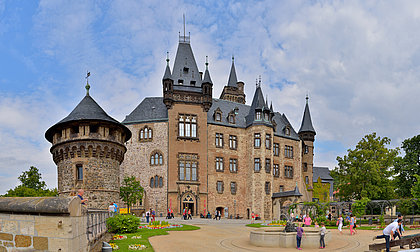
[45,83,131,209]
[298,96,316,200]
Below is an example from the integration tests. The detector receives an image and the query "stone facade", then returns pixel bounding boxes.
[121,122,168,215]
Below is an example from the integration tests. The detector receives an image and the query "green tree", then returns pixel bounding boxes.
[412,174,420,199]
[18,166,46,190]
[120,176,143,213]
[2,166,57,197]
[331,133,398,200]
[351,197,370,226]
[394,135,420,198]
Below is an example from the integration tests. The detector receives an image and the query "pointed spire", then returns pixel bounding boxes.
[270,101,274,112]
[227,55,238,87]
[85,71,91,96]
[203,56,212,84]
[163,52,172,80]
[265,95,268,109]
[298,95,316,134]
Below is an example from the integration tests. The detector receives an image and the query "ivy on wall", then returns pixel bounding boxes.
[312,177,330,203]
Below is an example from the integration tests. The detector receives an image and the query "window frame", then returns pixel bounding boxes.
[285,165,293,178]
[254,158,261,172]
[230,181,237,194]
[215,157,224,172]
[285,145,294,158]
[229,135,237,150]
[178,114,197,138]
[265,158,271,173]
[217,181,224,194]
[215,133,224,148]
[76,164,83,181]
[178,153,198,181]
[273,143,279,156]
[273,164,279,177]
[254,133,261,148]
[265,181,271,195]
[229,158,238,173]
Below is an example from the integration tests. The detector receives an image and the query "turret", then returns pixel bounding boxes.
[219,56,246,104]
[298,96,316,142]
[202,56,213,111]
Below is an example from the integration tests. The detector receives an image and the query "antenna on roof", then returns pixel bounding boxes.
[166,51,170,66]
[183,14,186,41]
[232,55,234,63]
[306,93,309,104]
[85,71,91,96]
[205,56,209,70]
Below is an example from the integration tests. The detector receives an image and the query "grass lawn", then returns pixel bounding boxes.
[108,224,200,251]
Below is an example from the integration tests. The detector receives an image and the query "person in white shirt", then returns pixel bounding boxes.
[373,219,402,252]
[108,202,115,212]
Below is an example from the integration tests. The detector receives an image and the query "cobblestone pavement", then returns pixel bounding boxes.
[149,217,419,252]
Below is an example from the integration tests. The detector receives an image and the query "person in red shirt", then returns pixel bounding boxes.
[251,212,255,223]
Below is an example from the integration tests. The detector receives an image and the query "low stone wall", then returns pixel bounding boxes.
[0,197,90,252]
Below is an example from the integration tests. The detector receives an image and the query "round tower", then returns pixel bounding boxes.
[45,82,131,209]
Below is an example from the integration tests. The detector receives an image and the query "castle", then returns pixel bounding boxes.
[46,32,317,220]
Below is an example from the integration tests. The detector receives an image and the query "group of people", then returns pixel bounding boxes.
[295,222,327,250]
[145,208,156,223]
[182,207,192,220]
[166,208,174,219]
[108,202,119,213]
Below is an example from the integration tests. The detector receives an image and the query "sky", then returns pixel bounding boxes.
[1,0,420,194]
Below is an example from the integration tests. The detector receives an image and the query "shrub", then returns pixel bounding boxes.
[106,214,140,233]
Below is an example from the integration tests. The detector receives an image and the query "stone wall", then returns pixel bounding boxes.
[0,197,108,252]
[121,122,168,216]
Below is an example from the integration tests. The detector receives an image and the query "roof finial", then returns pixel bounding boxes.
[255,78,258,87]
[306,94,309,104]
[166,51,170,66]
[205,56,209,70]
[85,71,91,96]
[232,55,234,63]
[258,75,261,87]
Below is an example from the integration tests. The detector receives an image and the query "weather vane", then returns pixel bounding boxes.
[85,71,91,95]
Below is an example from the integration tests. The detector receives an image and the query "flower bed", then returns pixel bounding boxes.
[112,235,127,240]
[109,243,119,250]
[128,244,147,250]
[138,224,182,229]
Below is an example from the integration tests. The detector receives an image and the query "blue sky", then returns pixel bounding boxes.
[1,0,420,194]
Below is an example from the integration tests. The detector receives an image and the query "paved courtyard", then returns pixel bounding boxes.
[149,217,419,252]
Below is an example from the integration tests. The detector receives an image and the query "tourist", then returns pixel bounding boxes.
[304,215,311,227]
[373,219,402,252]
[167,208,171,219]
[218,210,222,220]
[77,189,88,205]
[113,202,118,213]
[393,214,404,249]
[314,221,319,228]
[171,208,174,219]
[188,209,192,220]
[337,214,343,235]
[251,211,255,223]
[349,214,355,235]
[146,209,150,223]
[296,222,306,250]
[207,211,211,219]
[214,209,218,220]
[108,202,115,212]
[183,207,188,220]
[151,209,156,222]
[319,222,326,249]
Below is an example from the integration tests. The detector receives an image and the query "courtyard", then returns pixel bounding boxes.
[148,217,419,252]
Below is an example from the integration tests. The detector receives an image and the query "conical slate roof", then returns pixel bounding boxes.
[227,59,238,87]
[45,94,131,142]
[245,85,271,126]
[298,98,316,134]
[163,64,172,80]
[203,68,212,84]
[172,41,202,89]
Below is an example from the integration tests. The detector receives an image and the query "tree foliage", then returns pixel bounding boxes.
[3,166,57,197]
[120,176,143,213]
[412,174,420,199]
[331,133,398,201]
[394,135,420,198]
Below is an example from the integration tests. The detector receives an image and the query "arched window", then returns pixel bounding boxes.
[150,176,164,189]
[140,129,144,140]
[154,175,159,188]
[140,127,153,141]
[150,177,154,187]
[150,151,164,166]
[159,177,163,188]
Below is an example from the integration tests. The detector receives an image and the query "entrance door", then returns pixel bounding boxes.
[216,207,224,217]
[183,203,194,215]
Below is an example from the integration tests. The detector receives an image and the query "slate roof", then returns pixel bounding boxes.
[203,68,212,84]
[272,185,303,198]
[163,64,172,80]
[122,97,168,125]
[172,41,202,92]
[45,94,131,142]
[313,167,333,182]
[298,99,316,134]
[227,60,238,87]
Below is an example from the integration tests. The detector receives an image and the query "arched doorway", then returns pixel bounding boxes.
[216,206,224,217]
[182,193,195,216]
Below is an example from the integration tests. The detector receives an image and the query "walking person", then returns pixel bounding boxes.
[393,214,404,249]
[349,214,355,235]
[188,209,192,220]
[146,209,150,223]
[336,214,343,235]
[296,222,306,250]
[373,219,402,252]
[319,222,327,249]
[251,211,255,223]
[213,209,218,220]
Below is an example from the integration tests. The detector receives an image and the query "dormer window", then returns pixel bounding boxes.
[228,115,235,124]
[285,127,290,136]
[214,108,222,122]
[264,112,269,121]
[183,67,189,74]
[178,79,184,85]
[256,111,262,120]
[190,81,196,86]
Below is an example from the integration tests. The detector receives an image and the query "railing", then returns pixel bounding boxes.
[87,210,115,243]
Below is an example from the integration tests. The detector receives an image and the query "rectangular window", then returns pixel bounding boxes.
[229,159,238,173]
[304,145,309,154]
[254,133,261,148]
[265,134,271,149]
[217,181,224,193]
[265,182,271,195]
[256,111,262,120]
[215,133,224,148]
[305,176,309,184]
[273,164,279,177]
[216,157,224,172]
[265,158,271,173]
[229,135,237,150]
[178,114,197,138]
[76,164,83,181]
[285,145,293,158]
[230,182,237,194]
[279,185,284,192]
[178,153,198,181]
[273,143,279,156]
[254,158,261,172]
[285,165,293,178]
[304,163,308,172]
